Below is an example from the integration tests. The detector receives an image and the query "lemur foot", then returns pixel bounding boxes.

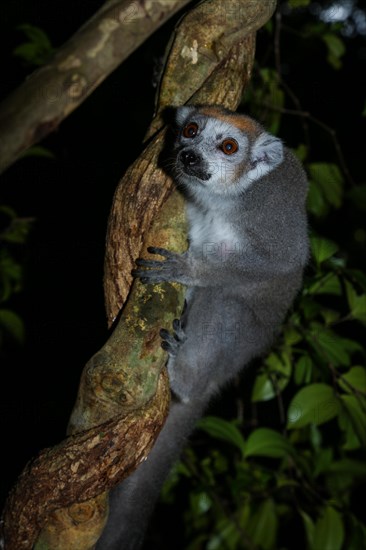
[160,318,187,357]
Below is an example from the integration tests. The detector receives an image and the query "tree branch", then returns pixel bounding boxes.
[2,374,170,549]
[0,0,194,174]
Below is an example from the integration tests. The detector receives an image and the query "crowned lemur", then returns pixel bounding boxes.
[97,105,309,549]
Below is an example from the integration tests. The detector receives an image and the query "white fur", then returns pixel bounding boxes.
[187,203,246,262]
[246,133,284,184]
[187,203,236,246]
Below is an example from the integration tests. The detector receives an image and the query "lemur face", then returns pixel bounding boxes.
[172,105,284,197]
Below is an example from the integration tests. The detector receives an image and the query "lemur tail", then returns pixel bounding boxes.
[96,399,205,550]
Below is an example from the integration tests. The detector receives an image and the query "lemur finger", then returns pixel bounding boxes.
[147,246,173,258]
[131,269,157,283]
[135,259,164,268]
[159,328,170,340]
[161,339,179,356]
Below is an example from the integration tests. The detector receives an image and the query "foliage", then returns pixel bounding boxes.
[161,228,366,548]
[13,24,54,66]
[160,3,366,549]
[0,24,55,349]
[0,206,33,345]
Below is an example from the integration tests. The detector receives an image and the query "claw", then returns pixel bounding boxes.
[159,316,187,359]
[161,340,171,352]
[160,325,182,357]
[172,319,181,332]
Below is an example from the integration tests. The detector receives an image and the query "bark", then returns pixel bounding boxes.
[2,374,170,550]
[0,1,277,549]
[0,0,194,174]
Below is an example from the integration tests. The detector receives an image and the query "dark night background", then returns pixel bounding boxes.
[0,0,366,546]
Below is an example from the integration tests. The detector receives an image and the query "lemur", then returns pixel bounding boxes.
[97,105,309,549]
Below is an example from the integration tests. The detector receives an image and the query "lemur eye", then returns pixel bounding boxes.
[183,122,198,138]
[220,138,238,155]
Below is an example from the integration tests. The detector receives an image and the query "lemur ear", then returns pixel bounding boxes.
[247,133,284,182]
[175,105,196,126]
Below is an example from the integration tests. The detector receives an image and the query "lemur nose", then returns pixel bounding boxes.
[180,150,200,166]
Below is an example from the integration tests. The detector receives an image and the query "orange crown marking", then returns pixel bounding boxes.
[199,106,259,136]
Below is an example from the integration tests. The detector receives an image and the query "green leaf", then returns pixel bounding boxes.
[329,458,366,477]
[207,519,239,550]
[308,163,344,209]
[345,282,366,324]
[20,146,55,159]
[301,297,322,320]
[287,384,339,429]
[0,309,25,342]
[310,236,339,266]
[339,366,366,394]
[307,180,328,217]
[338,407,362,451]
[197,416,246,455]
[348,269,366,291]
[322,33,345,70]
[190,491,212,515]
[254,69,284,135]
[347,515,366,550]
[294,355,313,385]
[293,144,308,162]
[313,506,344,550]
[313,447,333,477]
[340,394,366,446]
[13,43,39,63]
[17,24,53,49]
[283,326,302,346]
[0,205,16,218]
[251,372,275,402]
[288,0,311,6]
[161,460,190,502]
[244,428,293,459]
[246,499,278,550]
[299,510,315,548]
[0,216,33,244]
[320,308,341,325]
[347,184,366,211]
[263,20,273,34]
[307,324,361,367]
[267,351,292,383]
[310,423,322,450]
[307,272,342,296]
[252,352,292,402]
[14,24,54,66]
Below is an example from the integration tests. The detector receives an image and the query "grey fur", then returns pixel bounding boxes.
[97,106,308,549]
